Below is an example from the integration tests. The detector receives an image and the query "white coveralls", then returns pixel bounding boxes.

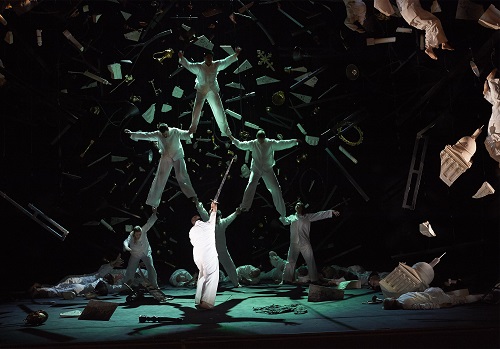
[169,269,194,287]
[189,210,219,307]
[38,263,124,297]
[196,203,239,287]
[128,128,197,207]
[397,287,472,310]
[123,213,159,288]
[260,254,287,282]
[281,210,334,283]
[179,53,238,136]
[483,77,500,166]
[235,265,261,285]
[396,0,447,49]
[231,138,298,217]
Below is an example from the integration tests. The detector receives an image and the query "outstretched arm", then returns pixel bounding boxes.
[124,129,160,142]
[271,139,300,151]
[306,210,340,222]
[178,51,199,74]
[217,47,241,71]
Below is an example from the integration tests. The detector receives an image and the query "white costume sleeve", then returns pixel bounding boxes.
[196,202,210,222]
[179,56,201,75]
[218,212,237,230]
[129,131,160,142]
[232,138,253,151]
[270,139,299,151]
[96,263,114,278]
[215,54,238,71]
[177,128,192,141]
[485,78,500,105]
[304,210,333,222]
[142,213,158,234]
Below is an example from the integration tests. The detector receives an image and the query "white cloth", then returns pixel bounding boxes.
[260,254,287,282]
[128,128,197,207]
[484,78,500,165]
[231,138,298,217]
[397,287,468,310]
[189,210,219,306]
[281,210,333,282]
[169,269,193,287]
[395,0,447,49]
[235,265,261,285]
[123,214,159,288]
[196,203,239,286]
[179,54,238,136]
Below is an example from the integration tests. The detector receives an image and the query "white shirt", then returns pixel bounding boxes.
[123,214,158,258]
[129,128,191,161]
[232,138,298,171]
[282,210,333,245]
[179,54,238,94]
[189,210,217,255]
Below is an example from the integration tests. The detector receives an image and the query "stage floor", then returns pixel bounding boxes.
[1,283,498,349]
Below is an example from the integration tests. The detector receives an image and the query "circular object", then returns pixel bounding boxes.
[337,122,363,146]
[346,64,359,81]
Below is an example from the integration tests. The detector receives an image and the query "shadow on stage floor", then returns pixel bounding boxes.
[0,283,498,349]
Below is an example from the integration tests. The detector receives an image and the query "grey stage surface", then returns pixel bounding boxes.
[1,283,498,349]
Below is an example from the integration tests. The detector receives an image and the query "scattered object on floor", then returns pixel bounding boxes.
[60,310,82,318]
[253,304,307,315]
[24,310,49,326]
[308,284,344,302]
[78,300,119,321]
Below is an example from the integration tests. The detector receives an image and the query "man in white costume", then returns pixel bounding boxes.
[260,251,287,283]
[234,265,261,285]
[229,130,299,220]
[194,198,242,287]
[483,68,500,166]
[189,200,219,310]
[169,269,197,287]
[123,211,159,289]
[383,287,484,310]
[281,202,340,284]
[124,123,197,209]
[395,0,453,60]
[29,254,126,298]
[178,47,242,136]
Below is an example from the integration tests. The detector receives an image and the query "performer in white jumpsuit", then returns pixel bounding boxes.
[195,198,242,287]
[384,287,484,310]
[124,123,197,208]
[178,47,241,136]
[395,0,453,60]
[123,212,159,289]
[281,202,340,284]
[483,68,500,166]
[229,130,299,219]
[169,269,197,287]
[189,201,219,310]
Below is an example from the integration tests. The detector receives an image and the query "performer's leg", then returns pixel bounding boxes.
[173,158,197,199]
[142,254,159,288]
[200,252,219,306]
[215,237,239,287]
[300,243,319,282]
[282,243,300,282]
[206,90,232,137]
[240,169,261,211]
[193,250,204,305]
[190,92,207,134]
[261,170,286,217]
[146,156,173,208]
[124,255,141,287]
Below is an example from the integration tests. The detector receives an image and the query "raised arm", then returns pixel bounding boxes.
[124,129,160,142]
[305,209,340,222]
[194,197,210,221]
[271,139,299,151]
[216,49,240,71]
[141,212,158,234]
[178,51,199,74]
[218,207,241,229]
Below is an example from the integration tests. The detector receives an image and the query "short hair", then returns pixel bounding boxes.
[157,123,168,133]
[256,129,266,139]
[204,51,214,57]
[133,226,142,232]
[191,215,201,225]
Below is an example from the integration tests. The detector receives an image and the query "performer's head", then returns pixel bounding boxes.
[191,215,201,225]
[157,123,169,136]
[204,51,214,65]
[295,201,305,214]
[368,272,381,290]
[132,225,142,241]
[256,129,266,143]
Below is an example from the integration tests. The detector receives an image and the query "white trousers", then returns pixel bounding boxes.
[402,3,447,48]
[191,90,232,136]
[282,242,319,282]
[193,246,219,306]
[241,168,286,217]
[146,156,196,207]
[123,253,158,288]
[216,234,238,286]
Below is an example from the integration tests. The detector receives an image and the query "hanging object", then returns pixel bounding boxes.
[346,64,359,81]
[337,122,363,146]
[472,181,495,198]
[272,91,285,106]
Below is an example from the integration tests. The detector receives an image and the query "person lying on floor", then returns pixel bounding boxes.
[168,269,198,288]
[383,287,484,310]
[321,264,389,290]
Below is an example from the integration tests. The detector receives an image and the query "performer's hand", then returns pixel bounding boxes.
[211,201,218,212]
[178,50,184,59]
[332,210,340,217]
[110,253,124,267]
[236,207,242,215]
[188,125,197,134]
[235,47,242,56]
[124,246,132,252]
[228,134,235,141]
[124,129,131,134]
